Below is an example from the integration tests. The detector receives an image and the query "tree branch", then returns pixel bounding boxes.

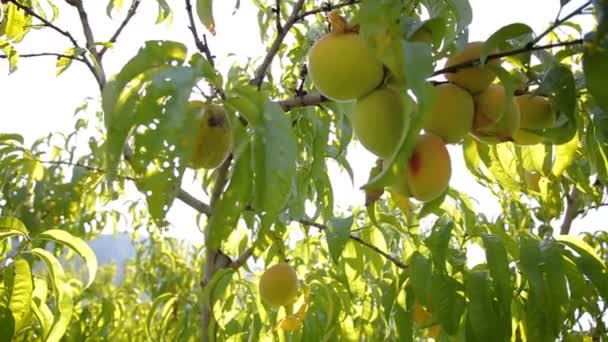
[65,0,107,86]
[274,0,282,34]
[185,0,215,67]
[278,93,328,111]
[528,0,592,47]
[433,39,584,76]
[7,0,104,89]
[230,246,255,269]
[251,0,306,88]
[294,0,360,22]
[0,52,84,61]
[177,189,212,216]
[560,186,580,235]
[298,219,408,269]
[99,0,142,58]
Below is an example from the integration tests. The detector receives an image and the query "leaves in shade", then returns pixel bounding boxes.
[326,215,353,264]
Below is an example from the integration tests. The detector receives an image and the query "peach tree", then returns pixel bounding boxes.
[1,0,608,340]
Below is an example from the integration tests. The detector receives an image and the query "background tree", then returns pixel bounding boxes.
[1,0,608,341]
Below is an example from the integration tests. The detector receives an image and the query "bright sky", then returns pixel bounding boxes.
[1,0,604,246]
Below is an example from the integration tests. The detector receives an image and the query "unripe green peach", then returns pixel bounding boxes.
[512,95,555,145]
[353,87,409,158]
[189,101,232,169]
[423,83,474,144]
[471,84,521,144]
[308,32,384,101]
[445,41,499,94]
[259,263,299,307]
[406,133,452,202]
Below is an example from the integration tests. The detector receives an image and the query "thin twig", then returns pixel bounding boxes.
[274,0,282,34]
[251,0,306,88]
[433,39,584,76]
[298,219,408,269]
[7,0,103,88]
[177,189,212,216]
[0,52,84,61]
[294,0,360,22]
[99,0,142,58]
[230,246,255,269]
[185,0,215,66]
[528,0,592,47]
[67,0,98,55]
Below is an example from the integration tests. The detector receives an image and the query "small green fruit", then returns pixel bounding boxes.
[189,101,232,169]
[353,88,409,158]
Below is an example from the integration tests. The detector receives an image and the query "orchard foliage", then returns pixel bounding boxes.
[1,0,608,341]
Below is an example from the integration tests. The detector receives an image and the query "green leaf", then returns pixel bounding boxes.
[34,229,98,288]
[552,132,579,176]
[0,39,18,73]
[206,146,252,249]
[0,303,14,340]
[8,258,33,332]
[0,216,29,242]
[465,271,502,341]
[28,248,72,342]
[409,252,432,306]
[0,133,24,144]
[326,216,353,264]
[146,293,178,342]
[56,48,79,76]
[536,64,577,144]
[102,40,188,173]
[540,239,568,336]
[558,236,608,300]
[201,268,234,308]
[482,234,512,316]
[0,2,31,42]
[430,273,465,334]
[583,45,608,113]
[251,100,297,218]
[424,218,453,273]
[196,0,216,35]
[482,23,534,62]
[446,0,473,32]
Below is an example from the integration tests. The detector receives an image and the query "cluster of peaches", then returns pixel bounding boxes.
[307,13,555,203]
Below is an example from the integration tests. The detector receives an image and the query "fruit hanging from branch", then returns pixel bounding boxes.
[352,87,409,158]
[445,41,499,94]
[512,94,555,145]
[188,101,232,170]
[405,133,452,202]
[423,83,474,144]
[258,263,299,307]
[307,12,384,101]
[471,84,521,144]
